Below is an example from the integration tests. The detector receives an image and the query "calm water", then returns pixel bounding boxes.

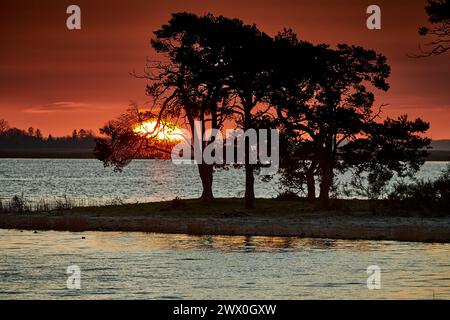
[0,159,278,204]
[0,159,448,205]
[0,230,449,299]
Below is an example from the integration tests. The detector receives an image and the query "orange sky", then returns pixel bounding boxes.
[0,0,449,138]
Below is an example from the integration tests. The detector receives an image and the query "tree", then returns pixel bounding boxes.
[27,127,35,137]
[341,115,430,199]
[78,129,87,139]
[0,119,9,134]
[96,13,237,200]
[146,13,239,200]
[413,0,449,57]
[222,20,275,208]
[274,37,429,202]
[270,31,325,200]
[95,105,178,168]
[275,41,390,201]
[311,44,391,202]
[154,13,281,208]
[35,128,43,139]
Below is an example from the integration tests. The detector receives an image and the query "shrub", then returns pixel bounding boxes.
[275,190,302,201]
[10,194,29,213]
[389,164,450,213]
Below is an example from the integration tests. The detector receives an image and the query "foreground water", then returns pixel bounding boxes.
[0,159,448,205]
[0,230,448,299]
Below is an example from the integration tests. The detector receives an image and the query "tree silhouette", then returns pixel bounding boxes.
[95,13,240,199]
[94,12,432,207]
[218,19,275,209]
[341,115,430,199]
[148,13,240,200]
[94,106,178,168]
[0,119,9,133]
[413,0,449,57]
[275,40,388,201]
[96,13,278,206]
[273,32,430,202]
[34,129,43,139]
[270,30,324,200]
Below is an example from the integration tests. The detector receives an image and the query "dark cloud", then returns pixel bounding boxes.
[24,102,91,113]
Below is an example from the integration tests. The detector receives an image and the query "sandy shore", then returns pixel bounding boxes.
[1,209,449,243]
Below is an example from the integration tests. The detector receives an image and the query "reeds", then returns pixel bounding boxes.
[0,194,125,214]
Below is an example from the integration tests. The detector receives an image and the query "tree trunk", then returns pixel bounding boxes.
[245,164,255,209]
[243,100,256,209]
[198,163,214,200]
[306,171,316,201]
[319,163,333,203]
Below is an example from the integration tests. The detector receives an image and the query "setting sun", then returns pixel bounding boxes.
[133,120,184,141]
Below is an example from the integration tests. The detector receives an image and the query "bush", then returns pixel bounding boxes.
[0,194,31,214]
[389,164,450,213]
[275,190,302,201]
[11,194,29,213]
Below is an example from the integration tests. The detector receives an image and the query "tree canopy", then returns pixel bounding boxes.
[414,0,450,57]
[94,12,431,207]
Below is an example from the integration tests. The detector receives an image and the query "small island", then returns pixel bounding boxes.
[1,198,449,243]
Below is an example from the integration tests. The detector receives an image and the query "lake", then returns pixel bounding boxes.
[0,230,449,299]
[0,159,448,205]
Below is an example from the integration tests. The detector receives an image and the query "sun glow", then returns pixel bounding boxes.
[133,120,184,141]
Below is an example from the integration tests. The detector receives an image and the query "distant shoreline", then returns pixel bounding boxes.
[1,199,449,243]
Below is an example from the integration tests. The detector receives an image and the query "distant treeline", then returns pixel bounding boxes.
[0,119,96,157]
[0,119,169,158]
[0,127,95,149]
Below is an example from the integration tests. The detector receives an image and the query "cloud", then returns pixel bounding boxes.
[24,102,91,113]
